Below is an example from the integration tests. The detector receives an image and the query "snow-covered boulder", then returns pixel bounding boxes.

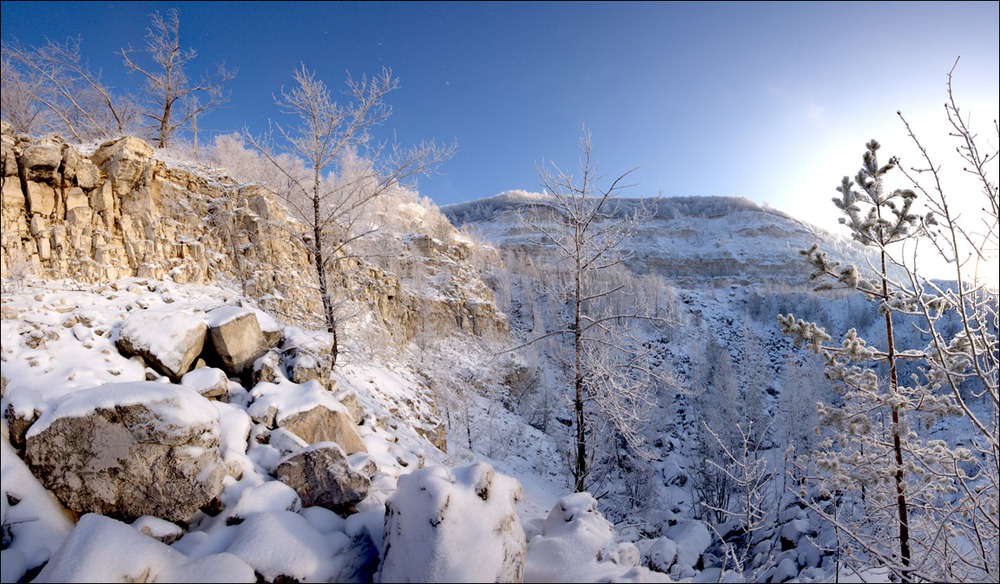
[378,462,525,583]
[275,442,372,513]
[181,366,230,399]
[248,379,367,454]
[524,492,671,583]
[24,382,226,522]
[281,327,335,388]
[665,520,712,579]
[205,305,268,377]
[117,308,206,380]
[224,511,353,582]
[34,513,256,583]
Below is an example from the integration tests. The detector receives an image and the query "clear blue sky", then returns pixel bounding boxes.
[2,1,998,233]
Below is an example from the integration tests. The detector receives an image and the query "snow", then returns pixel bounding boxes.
[378,463,525,582]
[0,422,75,571]
[524,492,671,583]
[116,307,206,373]
[25,381,219,439]
[32,513,257,583]
[1,276,690,583]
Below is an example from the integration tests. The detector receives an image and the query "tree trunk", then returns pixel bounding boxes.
[312,171,338,368]
[881,248,911,581]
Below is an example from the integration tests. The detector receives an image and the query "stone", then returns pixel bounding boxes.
[378,463,525,583]
[279,404,367,455]
[275,443,371,513]
[75,158,101,190]
[281,329,335,388]
[252,350,284,385]
[206,306,268,377]
[91,136,153,193]
[1,179,25,210]
[24,382,226,523]
[180,367,230,399]
[25,181,55,216]
[116,308,207,380]
[64,187,88,211]
[21,142,63,182]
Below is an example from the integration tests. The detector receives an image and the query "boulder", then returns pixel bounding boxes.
[180,367,230,399]
[279,404,366,455]
[523,492,672,583]
[117,308,206,380]
[275,443,371,513]
[206,306,267,377]
[24,382,226,523]
[91,136,153,193]
[378,463,525,583]
[281,328,334,388]
[21,142,63,183]
[252,350,284,385]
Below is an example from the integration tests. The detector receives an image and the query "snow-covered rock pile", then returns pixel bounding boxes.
[1,277,698,583]
[0,278,437,581]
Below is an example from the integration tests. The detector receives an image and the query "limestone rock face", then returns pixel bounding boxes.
[378,463,525,583]
[274,443,371,513]
[23,382,226,523]
[116,308,207,380]
[90,136,154,194]
[0,129,324,323]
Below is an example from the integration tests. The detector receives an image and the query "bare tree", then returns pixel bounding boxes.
[701,420,776,578]
[1,53,47,134]
[1,36,137,140]
[121,9,236,148]
[246,64,454,367]
[517,128,666,492]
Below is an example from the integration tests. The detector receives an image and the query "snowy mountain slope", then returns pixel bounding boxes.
[443,190,886,288]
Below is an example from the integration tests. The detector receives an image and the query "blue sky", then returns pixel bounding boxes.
[2,1,998,233]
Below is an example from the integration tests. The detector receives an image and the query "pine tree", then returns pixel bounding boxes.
[780,140,977,582]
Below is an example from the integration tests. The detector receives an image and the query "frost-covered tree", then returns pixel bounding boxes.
[780,64,997,581]
[120,9,236,148]
[1,36,138,140]
[246,64,453,366]
[517,128,663,492]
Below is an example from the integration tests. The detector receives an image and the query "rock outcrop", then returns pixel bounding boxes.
[0,126,320,322]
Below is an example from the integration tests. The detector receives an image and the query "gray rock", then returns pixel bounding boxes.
[275,443,371,512]
[24,381,226,523]
[206,306,267,377]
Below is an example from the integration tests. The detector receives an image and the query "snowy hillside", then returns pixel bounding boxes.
[444,190,884,288]
[1,125,994,584]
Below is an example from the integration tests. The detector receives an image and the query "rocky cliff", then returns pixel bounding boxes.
[0,124,507,346]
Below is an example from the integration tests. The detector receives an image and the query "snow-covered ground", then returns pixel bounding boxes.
[0,277,685,582]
